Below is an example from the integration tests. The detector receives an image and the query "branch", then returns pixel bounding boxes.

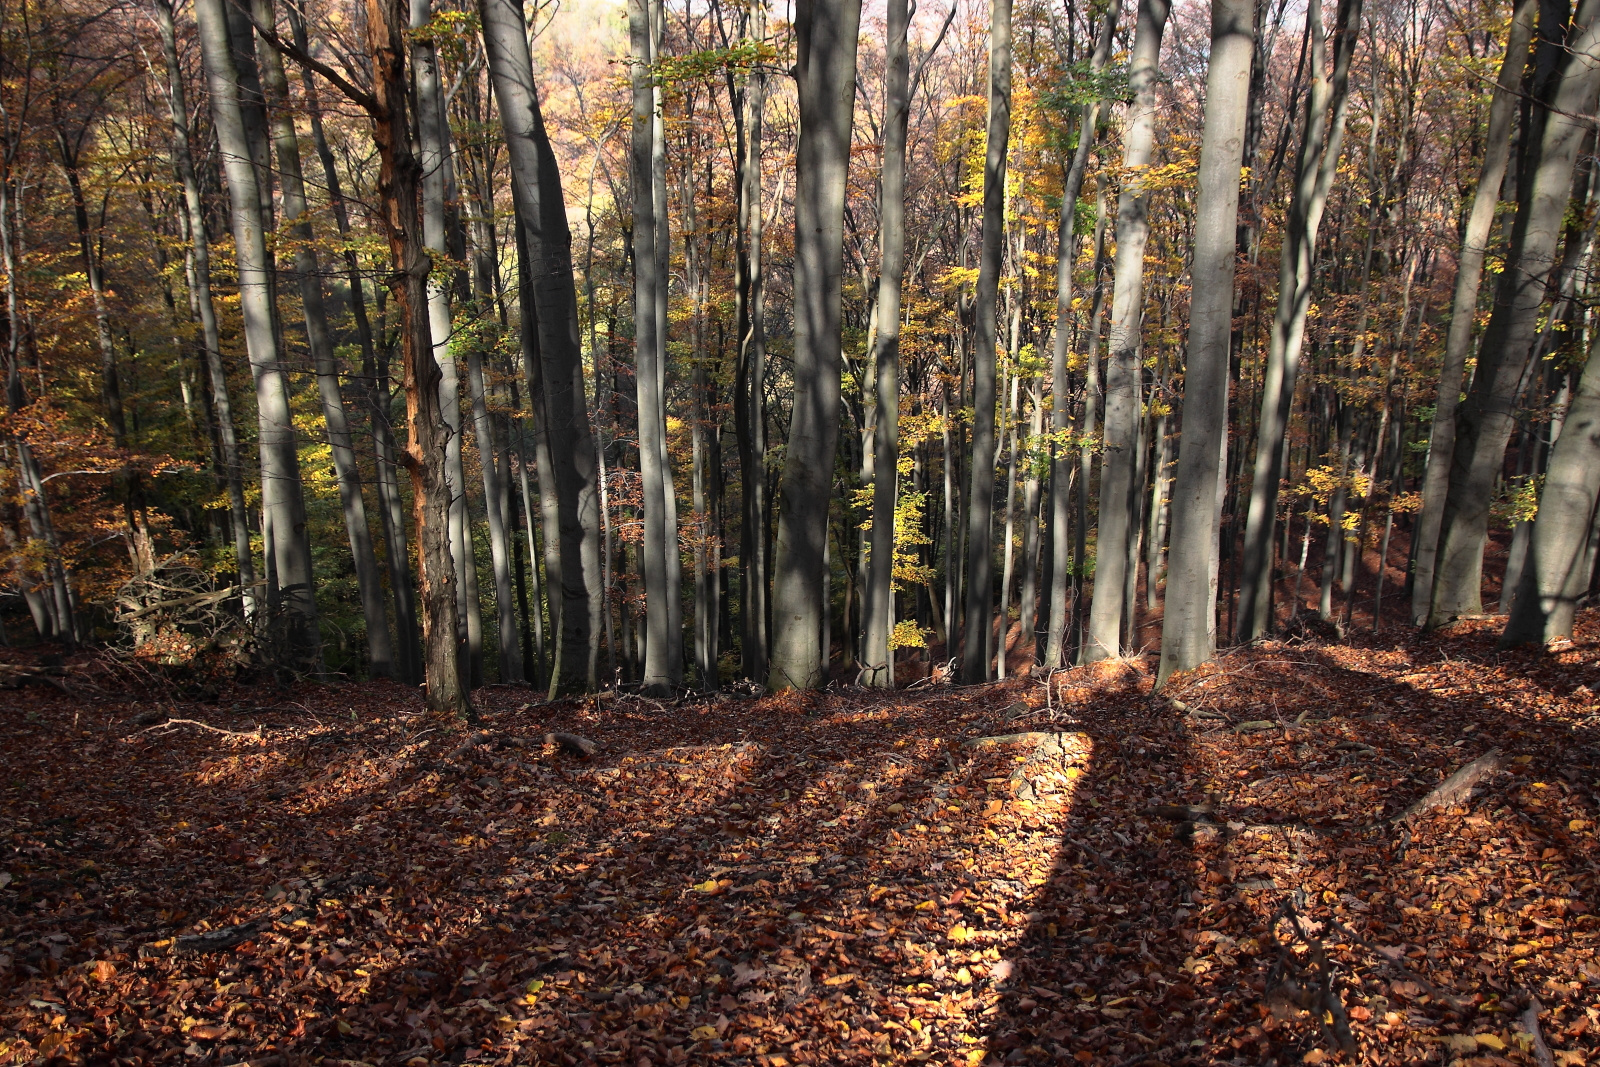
[227,0,380,116]
[133,718,265,741]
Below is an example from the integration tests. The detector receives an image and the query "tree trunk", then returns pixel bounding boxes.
[1043,11,1115,670]
[959,0,1013,683]
[194,0,321,665]
[255,0,394,677]
[1412,0,1537,625]
[769,0,863,690]
[151,0,258,619]
[1156,0,1254,686]
[1431,0,1600,626]
[1235,0,1361,640]
[480,0,605,693]
[1086,0,1168,662]
[735,12,770,684]
[862,0,911,688]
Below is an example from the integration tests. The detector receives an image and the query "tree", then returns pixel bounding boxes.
[1156,0,1255,685]
[1410,0,1537,626]
[1430,0,1600,627]
[960,0,1013,684]
[862,0,912,689]
[1084,0,1168,662]
[768,0,863,691]
[193,0,320,665]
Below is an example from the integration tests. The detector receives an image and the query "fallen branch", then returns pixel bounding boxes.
[546,732,598,758]
[1520,995,1556,1067]
[1393,748,1506,824]
[1324,913,1470,1011]
[133,718,263,741]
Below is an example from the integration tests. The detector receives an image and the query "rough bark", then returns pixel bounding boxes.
[960,0,1013,683]
[1085,0,1168,662]
[769,0,863,690]
[1156,0,1254,686]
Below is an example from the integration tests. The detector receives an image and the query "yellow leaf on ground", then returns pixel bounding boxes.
[690,1025,719,1041]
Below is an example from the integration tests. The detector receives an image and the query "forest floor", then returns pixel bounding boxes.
[2,616,1598,1067]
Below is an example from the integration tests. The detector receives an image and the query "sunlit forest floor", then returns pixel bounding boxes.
[2,614,1598,1066]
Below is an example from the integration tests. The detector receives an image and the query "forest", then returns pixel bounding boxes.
[1,0,1599,1061]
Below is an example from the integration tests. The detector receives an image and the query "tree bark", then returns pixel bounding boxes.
[1412,0,1537,625]
[769,0,863,690]
[1431,0,1600,626]
[1235,0,1360,640]
[255,0,394,678]
[862,0,911,688]
[1156,0,1254,686]
[480,0,606,693]
[1085,0,1168,661]
[194,0,321,664]
[960,0,1013,683]
[151,0,258,619]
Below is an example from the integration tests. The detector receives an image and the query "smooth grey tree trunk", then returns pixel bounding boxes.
[467,345,524,682]
[1412,0,1537,625]
[1502,337,1600,644]
[769,0,863,690]
[194,0,321,662]
[1072,193,1111,659]
[1431,0,1600,626]
[152,0,258,619]
[627,0,680,694]
[1235,0,1360,640]
[1019,378,1044,655]
[735,11,770,683]
[411,0,483,688]
[1085,0,1168,662]
[480,0,606,692]
[862,0,911,688]
[1156,0,1254,686]
[960,0,1013,683]
[255,0,393,678]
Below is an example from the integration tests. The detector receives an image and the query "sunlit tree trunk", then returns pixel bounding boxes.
[481,0,605,692]
[863,0,911,688]
[152,0,257,619]
[959,0,1012,683]
[1432,0,1600,626]
[254,0,394,677]
[1412,0,1537,625]
[194,0,321,663]
[1157,0,1254,685]
[1235,0,1360,640]
[769,0,863,690]
[1086,0,1168,662]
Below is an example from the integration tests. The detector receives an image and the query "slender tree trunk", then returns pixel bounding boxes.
[627,0,679,693]
[769,0,863,690]
[481,0,605,692]
[1412,0,1537,624]
[1432,0,1600,625]
[410,0,482,688]
[152,0,258,618]
[959,0,1013,683]
[1071,192,1111,661]
[1235,0,1360,640]
[734,12,771,683]
[863,0,911,688]
[1086,0,1168,661]
[1157,0,1254,685]
[1019,378,1044,656]
[255,0,393,677]
[194,0,320,663]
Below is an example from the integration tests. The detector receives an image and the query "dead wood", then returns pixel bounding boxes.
[1522,995,1556,1067]
[132,717,264,741]
[1393,748,1506,824]
[546,732,598,758]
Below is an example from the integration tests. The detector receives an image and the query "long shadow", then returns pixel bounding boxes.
[980,624,1600,1065]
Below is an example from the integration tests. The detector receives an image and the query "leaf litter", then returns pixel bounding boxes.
[1,617,1597,1065]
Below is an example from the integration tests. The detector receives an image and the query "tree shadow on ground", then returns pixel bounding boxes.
[981,622,1600,1066]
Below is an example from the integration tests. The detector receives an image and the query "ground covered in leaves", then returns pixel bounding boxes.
[2,617,1599,1067]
